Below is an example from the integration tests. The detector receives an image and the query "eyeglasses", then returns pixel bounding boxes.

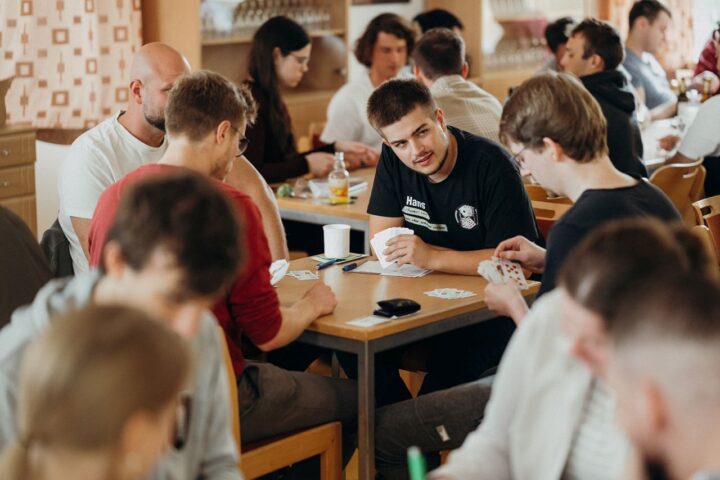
[509,146,527,169]
[289,53,310,66]
[229,125,249,158]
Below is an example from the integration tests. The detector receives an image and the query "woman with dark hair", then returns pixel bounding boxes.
[243,16,377,183]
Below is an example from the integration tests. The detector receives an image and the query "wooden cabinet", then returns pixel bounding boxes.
[141,0,350,140]
[0,126,37,236]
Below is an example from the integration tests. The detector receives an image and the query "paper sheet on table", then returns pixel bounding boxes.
[370,227,414,268]
[347,315,392,328]
[351,260,431,278]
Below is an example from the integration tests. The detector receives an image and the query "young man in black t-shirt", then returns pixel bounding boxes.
[367,78,538,274]
[485,72,679,324]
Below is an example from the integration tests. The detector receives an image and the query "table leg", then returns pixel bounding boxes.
[357,341,375,480]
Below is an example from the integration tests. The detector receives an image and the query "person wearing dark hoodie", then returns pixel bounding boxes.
[560,18,648,178]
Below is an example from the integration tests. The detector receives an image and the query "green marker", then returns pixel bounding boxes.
[407,446,426,480]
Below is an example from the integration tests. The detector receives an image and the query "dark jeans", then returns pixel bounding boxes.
[375,377,494,480]
[238,361,358,466]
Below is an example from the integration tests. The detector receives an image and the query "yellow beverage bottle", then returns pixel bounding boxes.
[328,152,349,203]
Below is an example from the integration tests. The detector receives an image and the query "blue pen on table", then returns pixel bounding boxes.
[342,262,358,272]
[316,258,337,270]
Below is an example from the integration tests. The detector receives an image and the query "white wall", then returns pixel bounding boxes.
[347,0,426,81]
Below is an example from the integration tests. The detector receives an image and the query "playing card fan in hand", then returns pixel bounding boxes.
[477,257,528,289]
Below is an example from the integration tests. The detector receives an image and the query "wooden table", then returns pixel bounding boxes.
[276,168,375,252]
[276,257,540,479]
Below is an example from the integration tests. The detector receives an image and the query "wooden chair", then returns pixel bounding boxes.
[692,194,720,226]
[524,184,573,205]
[217,327,343,480]
[532,200,573,240]
[691,225,720,267]
[309,122,326,150]
[649,159,705,225]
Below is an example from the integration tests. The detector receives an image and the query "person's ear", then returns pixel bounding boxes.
[435,107,447,130]
[461,62,469,79]
[102,241,127,278]
[129,79,143,105]
[542,137,564,161]
[216,120,232,146]
[590,54,604,72]
[412,64,421,79]
[644,382,669,435]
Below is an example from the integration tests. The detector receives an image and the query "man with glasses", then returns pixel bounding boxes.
[482,72,678,325]
[86,70,358,458]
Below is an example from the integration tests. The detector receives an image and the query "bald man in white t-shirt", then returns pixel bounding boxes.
[58,43,190,273]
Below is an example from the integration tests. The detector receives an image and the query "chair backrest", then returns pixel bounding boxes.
[692,194,720,225]
[40,218,74,278]
[691,224,720,267]
[649,159,704,223]
[217,326,242,455]
[309,122,326,150]
[524,184,573,205]
[532,200,572,239]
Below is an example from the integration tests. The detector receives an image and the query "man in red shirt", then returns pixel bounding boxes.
[89,71,357,451]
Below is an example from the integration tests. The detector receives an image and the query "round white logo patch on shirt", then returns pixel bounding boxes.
[454,204,478,230]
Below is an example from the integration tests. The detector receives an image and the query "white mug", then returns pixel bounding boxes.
[323,224,351,259]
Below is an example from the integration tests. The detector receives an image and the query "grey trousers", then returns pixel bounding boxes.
[238,360,358,463]
[374,377,494,480]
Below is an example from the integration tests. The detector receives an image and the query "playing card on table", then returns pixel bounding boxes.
[287,270,319,281]
[370,227,414,269]
[424,288,476,299]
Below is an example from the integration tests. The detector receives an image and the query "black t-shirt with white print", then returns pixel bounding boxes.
[367,126,539,251]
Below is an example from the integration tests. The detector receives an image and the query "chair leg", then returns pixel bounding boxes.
[320,422,342,480]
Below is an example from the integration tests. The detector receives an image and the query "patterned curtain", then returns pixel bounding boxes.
[599,0,695,72]
[0,0,143,129]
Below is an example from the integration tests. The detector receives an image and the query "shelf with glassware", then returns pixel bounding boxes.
[425,0,593,100]
[142,0,350,141]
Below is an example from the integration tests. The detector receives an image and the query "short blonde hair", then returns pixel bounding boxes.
[0,305,192,480]
[500,72,608,163]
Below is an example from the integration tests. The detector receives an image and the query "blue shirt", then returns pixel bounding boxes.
[623,48,675,109]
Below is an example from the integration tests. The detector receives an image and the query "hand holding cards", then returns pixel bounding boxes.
[477,256,528,289]
[371,227,414,269]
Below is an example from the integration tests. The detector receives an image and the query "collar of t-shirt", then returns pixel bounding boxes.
[113,110,168,153]
[430,74,466,94]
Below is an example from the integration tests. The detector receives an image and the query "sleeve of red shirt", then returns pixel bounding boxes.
[222,191,282,348]
[88,184,121,267]
[694,39,719,76]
